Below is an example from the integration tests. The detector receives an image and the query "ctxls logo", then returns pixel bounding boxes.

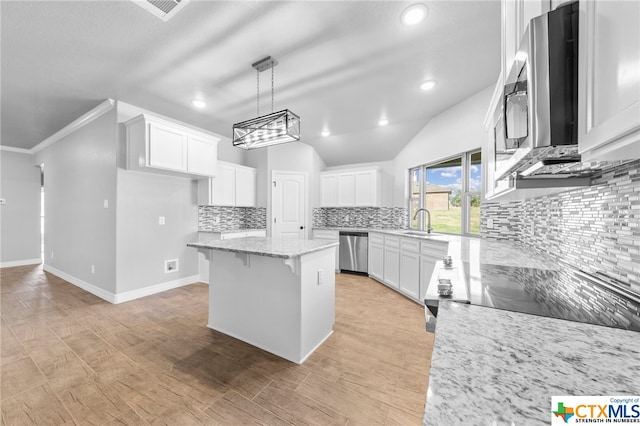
[551,396,640,425]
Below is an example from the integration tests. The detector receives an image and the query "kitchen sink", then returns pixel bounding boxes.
[400,230,439,237]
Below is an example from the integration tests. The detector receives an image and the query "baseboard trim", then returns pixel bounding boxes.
[113,275,200,304]
[0,258,42,268]
[42,265,200,305]
[43,264,116,303]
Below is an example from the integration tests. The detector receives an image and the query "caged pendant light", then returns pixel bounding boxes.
[232,56,301,150]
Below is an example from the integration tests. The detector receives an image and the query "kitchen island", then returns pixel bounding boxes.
[188,237,339,364]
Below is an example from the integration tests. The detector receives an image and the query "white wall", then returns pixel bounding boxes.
[247,142,326,238]
[0,150,41,266]
[392,85,494,206]
[115,168,199,293]
[325,160,394,207]
[34,108,118,293]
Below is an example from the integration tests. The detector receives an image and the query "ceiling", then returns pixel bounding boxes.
[1,0,500,166]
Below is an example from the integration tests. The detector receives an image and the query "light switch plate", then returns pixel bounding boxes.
[0,198,6,205]
[159,216,165,225]
[317,269,324,285]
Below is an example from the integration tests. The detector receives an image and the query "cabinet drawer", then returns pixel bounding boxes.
[369,233,384,245]
[421,241,448,257]
[400,238,420,253]
[384,236,400,248]
[313,230,339,240]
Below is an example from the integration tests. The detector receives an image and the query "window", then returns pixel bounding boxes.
[409,150,482,235]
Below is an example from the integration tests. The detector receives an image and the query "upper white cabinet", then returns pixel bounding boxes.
[578,0,640,161]
[198,161,256,207]
[320,168,380,207]
[125,114,219,178]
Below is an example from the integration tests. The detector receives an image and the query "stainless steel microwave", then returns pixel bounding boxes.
[495,1,580,180]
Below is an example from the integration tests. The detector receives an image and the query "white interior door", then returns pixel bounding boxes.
[272,171,306,239]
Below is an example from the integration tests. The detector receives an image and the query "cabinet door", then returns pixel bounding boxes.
[212,163,236,206]
[186,134,217,177]
[337,173,356,206]
[354,170,378,206]
[420,255,439,302]
[368,242,384,281]
[148,122,186,172]
[578,0,640,160]
[399,250,420,300]
[320,175,338,207]
[383,245,400,289]
[235,167,256,207]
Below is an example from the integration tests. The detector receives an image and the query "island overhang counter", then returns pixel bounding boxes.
[188,237,339,364]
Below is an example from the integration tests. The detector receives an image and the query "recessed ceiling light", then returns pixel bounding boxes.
[401,3,428,26]
[321,130,331,137]
[420,80,437,91]
[191,99,206,109]
[378,119,389,126]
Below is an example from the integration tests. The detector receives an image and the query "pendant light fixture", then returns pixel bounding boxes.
[232,56,301,150]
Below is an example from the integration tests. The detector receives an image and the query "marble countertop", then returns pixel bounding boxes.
[198,228,266,234]
[423,301,640,426]
[188,237,338,259]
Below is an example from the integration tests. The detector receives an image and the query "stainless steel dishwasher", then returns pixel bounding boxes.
[339,231,368,274]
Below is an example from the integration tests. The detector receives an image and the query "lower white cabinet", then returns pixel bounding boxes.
[382,236,400,289]
[312,230,340,272]
[368,232,449,304]
[399,239,420,300]
[368,233,384,281]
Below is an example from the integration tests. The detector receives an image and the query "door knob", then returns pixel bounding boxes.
[300,226,304,230]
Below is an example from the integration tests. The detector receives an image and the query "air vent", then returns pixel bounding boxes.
[131,0,190,21]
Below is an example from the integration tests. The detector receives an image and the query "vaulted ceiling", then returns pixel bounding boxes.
[1,0,500,166]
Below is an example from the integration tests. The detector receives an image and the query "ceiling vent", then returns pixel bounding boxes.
[131,0,191,22]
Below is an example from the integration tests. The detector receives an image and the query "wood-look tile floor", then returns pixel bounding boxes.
[0,265,433,425]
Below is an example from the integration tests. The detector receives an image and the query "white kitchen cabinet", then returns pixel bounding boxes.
[198,161,257,207]
[382,236,400,289]
[399,238,420,300]
[312,229,340,272]
[126,113,219,178]
[187,133,218,176]
[320,175,338,206]
[368,233,384,281]
[578,0,640,161]
[419,240,449,301]
[337,173,355,206]
[319,168,380,207]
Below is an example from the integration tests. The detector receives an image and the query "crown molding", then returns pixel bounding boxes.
[30,99,116,155]
[0,145,33,154]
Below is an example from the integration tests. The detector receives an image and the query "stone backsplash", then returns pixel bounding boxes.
[199,206,266,232]
[313,207,408,229]
[481,159,640,295]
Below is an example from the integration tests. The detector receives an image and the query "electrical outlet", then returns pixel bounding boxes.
[159,216,165,225]
[213,216,220,225]
[0,198,6,205]
[103,199,109,209]
[487,218,494,229]
[91,265,95,274]
[51,251,54,260]
[317,269,324,286]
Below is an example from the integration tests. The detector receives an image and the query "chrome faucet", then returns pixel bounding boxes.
[412,208,433,233]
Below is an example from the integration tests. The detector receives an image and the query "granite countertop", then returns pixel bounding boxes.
[423,301,640,426]
[187,238,339,259]
[198,228,266,234]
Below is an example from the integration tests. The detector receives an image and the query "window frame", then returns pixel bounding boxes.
[408,149,481,237]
